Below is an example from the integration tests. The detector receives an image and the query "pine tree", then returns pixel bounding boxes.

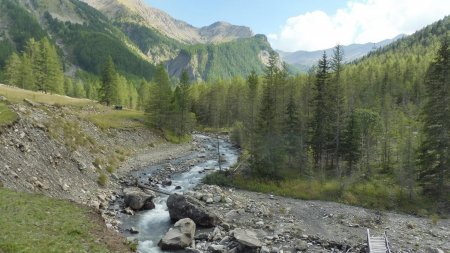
[4,52,22,87]
[418,36,450,199]
[20,53,35,90]
[64,78,74,97]
[311,52,331,175]
[246,71,259,159]
[284,91,301,169]
[341,110,361,176]
[331,45,345,177]
[73,80,86,98]
[175,69,192,136]
[99,56,118,106]
[146,64,172,129]
[252,52,283,178]
[35,38,64,94]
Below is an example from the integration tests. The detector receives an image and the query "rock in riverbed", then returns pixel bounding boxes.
[159,218,196,250]
[123,187,155,211]
[167,193,220,227]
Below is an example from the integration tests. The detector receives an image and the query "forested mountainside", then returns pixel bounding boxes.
[0,0,272,82]
[278,34,404,72]
[80,0,270,80]
[198,16,450,213]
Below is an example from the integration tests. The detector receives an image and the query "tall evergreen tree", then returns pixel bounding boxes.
[4,52,21,87]
[147,64,172,129]
[310,52,331,175]
[418,36,450,199]
[331,44,345,177]
[99,56,118,106]
[252,52,283,178]
[284,91,301,169]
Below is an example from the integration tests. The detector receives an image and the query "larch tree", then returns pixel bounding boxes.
[99,56,118,106]
[4,52,22,87]
[147,64,172,129]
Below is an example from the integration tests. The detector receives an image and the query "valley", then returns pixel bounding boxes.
[0,0,449,252]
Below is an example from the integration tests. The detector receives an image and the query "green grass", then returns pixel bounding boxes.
[86,110,145,130]
[0,84,94,106]
[0,188,116,253]
[163,129,192,144]
[204,172,433,214]
[0,102,17,126]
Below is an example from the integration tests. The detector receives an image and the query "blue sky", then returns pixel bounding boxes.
[144,0,450,52]
[144,0,347,34]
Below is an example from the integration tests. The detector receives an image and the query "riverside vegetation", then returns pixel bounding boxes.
[2,16,449,216]
[0,1,449,252]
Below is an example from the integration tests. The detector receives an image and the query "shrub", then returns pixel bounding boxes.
[97,173,108,187]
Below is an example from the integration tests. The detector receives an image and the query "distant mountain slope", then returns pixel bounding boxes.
[0,0,155,79]
[278,35,404,72]
[80,0,253,44]
[0,0,273,81]
[79,0,271,80]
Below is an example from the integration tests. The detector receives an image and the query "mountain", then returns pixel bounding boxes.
[80,0,253,44]
[0,0,156,79]
[0,0,272,82]
[278,35,405,72]
[79,0,270,80]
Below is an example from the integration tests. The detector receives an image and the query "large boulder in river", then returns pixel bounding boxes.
[167,193,220,227]
[123,187,156,211]
[158,218,196,250]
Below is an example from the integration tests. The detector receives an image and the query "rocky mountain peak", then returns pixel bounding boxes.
[199,21,254,43]
[80,0,254,44]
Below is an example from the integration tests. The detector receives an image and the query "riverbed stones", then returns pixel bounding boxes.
[159,218,196,250]
[167,193,220,227]
[123,187,155,211]
[232,228,262,248]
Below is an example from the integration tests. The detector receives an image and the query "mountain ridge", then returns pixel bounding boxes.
[278,34,405,72]
[80,0,254,44]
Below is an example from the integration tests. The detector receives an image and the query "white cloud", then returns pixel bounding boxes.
[270,0,450,52]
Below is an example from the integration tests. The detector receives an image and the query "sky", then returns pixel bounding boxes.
[144,0,450,52]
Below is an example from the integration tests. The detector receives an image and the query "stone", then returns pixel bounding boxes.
[123,207,135,215]
[295,239,308,251]
[426,247,444,253]
[232,228,262,248]
[213,195,222,203]
[162,179,172,187]
[123,187,155,211]
[61,183,69,191]
[261,246,270,253]
[167,193,220,227]
[159,218,196,250]
[23,98,39,107]
[185,248,203,253]
[256,221,264,226]
[175,186,182,190]
[0,96,7,101]
[206,198,214,204]
[129,227,139,234]
[208,244,226,253]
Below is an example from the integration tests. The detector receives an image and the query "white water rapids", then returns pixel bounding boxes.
[120,134,239,253]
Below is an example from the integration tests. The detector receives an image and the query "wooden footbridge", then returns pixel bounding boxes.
[367,229,391,253]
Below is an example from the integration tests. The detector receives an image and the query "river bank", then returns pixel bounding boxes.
[110,135,449,253]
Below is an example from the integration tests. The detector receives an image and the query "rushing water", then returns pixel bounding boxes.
[120,134,239,253]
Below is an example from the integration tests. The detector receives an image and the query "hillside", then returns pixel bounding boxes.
[79,0,270,80]
[279,35,404,72]
[80,0,254,44]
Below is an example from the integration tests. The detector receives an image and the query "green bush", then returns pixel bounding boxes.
[97,173,108,187]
